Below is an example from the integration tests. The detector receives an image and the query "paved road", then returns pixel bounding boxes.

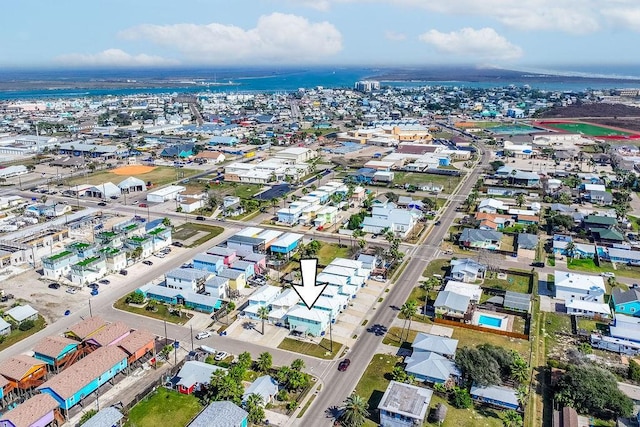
[297,146,491,426]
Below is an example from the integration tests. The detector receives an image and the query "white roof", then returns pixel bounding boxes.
[328,258,363,270]
[322,265,355,277]
[118,176,146,189]
[249,285,281,303]
[286,305,330,322]
[317,273,348,286]
[147,185,185,197]
[555,270,606,293]
[566,299,611,315]
[272,233,303,248]
[270,288,300,307]
[444,280,483,302]
[236,227,264,237]
[257,229,282,242]
[6,305,38,323]
[90,182,121,197]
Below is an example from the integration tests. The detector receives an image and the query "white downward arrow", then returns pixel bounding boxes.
[293,258,327,310]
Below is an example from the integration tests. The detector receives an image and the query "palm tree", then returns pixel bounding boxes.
[226,301,236,325]
[339,394,369,427]
[245,393,265,424]
[256,352,272,373]
[515,193,526,208]
[257,306,270,335]
[510,358,529,384]
[516,385,529,410]
[400,300,418,341]
[501,409,523,427]
[291,358,305,371]
[564,241,576,260]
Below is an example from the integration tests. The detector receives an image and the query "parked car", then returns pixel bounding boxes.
[531,261,545,267]
[435,220,441,226]
[119,269,128,276]
[66,288,78,294]
[139,203,148,208]
[601,272,615,278]
[142,260,153,266]
[99,279,110,285]
[196,216,206,221]
[196,331,211,340]
[97,202,107,206]
[90,289,99,296]
[214,351,228,361]
[172,242,184,247]
[48,283,61,290]
[88,283,99,290]
[338,359,351,372]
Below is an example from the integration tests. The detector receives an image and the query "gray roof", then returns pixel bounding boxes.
[205,276,229,288]
[412,332,459,356]
[504,291,531,312]
[450,258,485,277]
[207,246,236,257]
[193,253,224,265]
[590,190,613,202]
[6,305,38,323]
[550,203,574,213]
[613,287,640,305]
[460,228,503,243]
[242,252,266,262]
[227,235,264,246]
[434,290,471,313]
[79,407,124,427]
[231,260,254,271]
[517,233,538,250]
[218,269,243,280]
[242,375,278,404]
[188,401,248,427]
[470,384,519,407]
[175,361,226,389]
[166,268,210,282]
[405,351,461,381]
[378,381,432,420]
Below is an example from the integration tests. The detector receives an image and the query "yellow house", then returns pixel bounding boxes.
[218,269,246,290]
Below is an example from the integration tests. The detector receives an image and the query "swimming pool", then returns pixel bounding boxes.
[478,314,503,328]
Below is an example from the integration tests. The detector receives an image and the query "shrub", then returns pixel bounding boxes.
[451,388,472,409]
[125,292,145,304]
[18,320,35,331]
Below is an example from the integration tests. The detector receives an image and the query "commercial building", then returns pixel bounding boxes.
[146,185,186,203]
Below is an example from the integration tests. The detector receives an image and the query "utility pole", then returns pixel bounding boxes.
[164,320,168,346]
[88,299,93,317]
[329,314,333,353]
[190,325,194,351]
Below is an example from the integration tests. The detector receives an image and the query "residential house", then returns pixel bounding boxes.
[42,250,78,280]
[205,276,229,300]
[378,381,432,427]
[192,253,225,274]
[242,375,278,406]
[552,235,573,256]
[470,385,519,410]
[160,144,194,158]
[0,355,48,392]
[206,246,237,266]
[268,289,300,325]
[357,254,378,271]
[554,271,606,303]
[242,252,267,274]
[517,233,539,258]
[442,281,482,304]
[218,269,246,290]
[602,247,640,265]
[459,229,503,251]
[286,305,330,337]
[434,291,471,319]
[5,305,38,324]
[33,336,79,369]
[70,255,107,285]
[449,258,486,283]
[589,190,613,205]
[612,287,640,316]
[79,407,124,427]
[583,215,617,231]
[174,361,226,395]
[0,393,61,427]
[565,299,611,319]
[411,332,459,358]
[165,268,210,293]
[0,318,10,336]
[405,351,461,385]
[270,233,303,258]
[361,203,421,238]
[243,285,280,320]
[477,198,508,214]
[65,317,108,342]
[231,260,256,279]
[474,212,512,230]
[188,401,248,427]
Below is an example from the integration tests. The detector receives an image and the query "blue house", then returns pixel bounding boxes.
[209,136,238,146]
[38,346,128,412]
[161,144,194,158]
[231,260,255,279]
[270,233,303,257]
[193,253,225,274]
[405,351,460,384]
[470,385,519,410]
[139,284,222,313]
[188,401,248,427]
[32,335,79,368]
[612,287,640,316]
[347,168,376,184]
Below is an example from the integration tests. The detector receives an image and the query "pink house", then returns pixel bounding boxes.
[206,246,237,266]
[242,252,267,273]
[84,321,131,348]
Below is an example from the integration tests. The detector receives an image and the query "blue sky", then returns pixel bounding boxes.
[2,0,640,70]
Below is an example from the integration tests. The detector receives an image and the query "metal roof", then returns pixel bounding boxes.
[504,291,531,312]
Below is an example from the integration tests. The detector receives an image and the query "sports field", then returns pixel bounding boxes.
[536,121,637,137]
[67,165,200,187]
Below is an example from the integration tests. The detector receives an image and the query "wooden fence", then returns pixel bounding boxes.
[434,317,529,340]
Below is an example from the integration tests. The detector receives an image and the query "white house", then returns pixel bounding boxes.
[555,271,606,303]
[6,305,39,323]
[165,268,211,292]
[478,198,508,214]
[566,299,611,319]
[443,281,483,304]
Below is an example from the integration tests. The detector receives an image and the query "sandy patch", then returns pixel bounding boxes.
[112,165,156,175]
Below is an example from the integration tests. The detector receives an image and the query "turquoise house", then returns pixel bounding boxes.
[286,306,330,337]
[612,288,640,316]
[38,346,127,412]
[32,336,79,368]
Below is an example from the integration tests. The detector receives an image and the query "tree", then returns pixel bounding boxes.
[391,365,408,382]
[399,300,418,342]
[339,394,369,427]
[556,364,633,418]
[515,193,526,208]
[256,351,272,373]
[237,351,253,371]
[564,241,576,259]
[257,306,270,335]
[245,393,265,424]
[291,358,305,371]
[207,370,243,405]
[456,345,520,386]
[226,301,236,325]
[501,409,523,427]
[79,409,98,426]
[450,387,472,409]
[162,217,171,227]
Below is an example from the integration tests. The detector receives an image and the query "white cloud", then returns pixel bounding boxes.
[56,49,178,67]
[602,7,640,30]
[297,0,606,34]
[119,13,342,64]
[385,31,406,41]
[419,27,523,60]
[289,0,332,11]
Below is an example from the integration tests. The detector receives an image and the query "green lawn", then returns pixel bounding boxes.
[567,258,640,280]
[424,393,503,427]
[576,318,609,334]
[451,324,530,355]
[317,243,350,266]
[543,312,572,356]
[113,295,190,325]
[0,315,46,352]
[125,388,203,427]
[67,166,200,187]
[207,181,265,199]
[382,326,419,349]
[392,172,463,194]
[482,271,531,294]
[539,121,635,136]
[423,259,450,278]
[353,353,401,426]
[277,338,342,359]
[567,258,600,272]
[171,223,224,247]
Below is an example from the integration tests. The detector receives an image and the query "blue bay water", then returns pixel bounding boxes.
[1,67,640,100]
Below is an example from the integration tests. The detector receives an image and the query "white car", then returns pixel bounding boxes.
[66,288,78,294]
[214,351,228,361]
[600,272,615,278]
[195,331,211,340]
